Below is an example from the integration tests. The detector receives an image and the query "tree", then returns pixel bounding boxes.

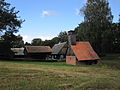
[42,40,52,47]
[112,14,120,53]
[11,35,24,48]
[79,0,113,55]
[51,37,60,45]
[0,40,14,57]
[0,0,24,57]
[25,42,31,46]
[0,0,23,33]
[111,23,120,53]
[75,22,89,41]
[2,33,24,48]
[58,31,68,43]
[41,37,60,48]
[48,37,60,47]
[31,38,43,46]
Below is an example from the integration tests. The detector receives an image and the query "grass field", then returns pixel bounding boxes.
[0,54,120,90]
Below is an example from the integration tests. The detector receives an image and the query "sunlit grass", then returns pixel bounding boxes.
[0,56,120,90]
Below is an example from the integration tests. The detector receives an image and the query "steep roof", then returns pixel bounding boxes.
[52,42,67,54]
[71,42,100,61]
[25,46,52,53]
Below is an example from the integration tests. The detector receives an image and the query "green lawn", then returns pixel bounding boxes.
[0,55,120,90]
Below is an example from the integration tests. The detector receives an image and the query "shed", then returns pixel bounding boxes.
[66,42,100,65]
[66,30,100,65]
[24,46,52,59]
[52,42,68,59]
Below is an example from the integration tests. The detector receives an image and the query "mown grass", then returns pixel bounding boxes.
[0,54,120,90]
[3,61,97,67]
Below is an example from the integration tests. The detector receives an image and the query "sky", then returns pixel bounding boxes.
[6,0,120,43]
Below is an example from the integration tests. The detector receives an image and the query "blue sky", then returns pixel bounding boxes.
[6,0,120,42]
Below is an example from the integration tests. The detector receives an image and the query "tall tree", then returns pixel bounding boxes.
[79,0,113,55]
[58,31,68,43]
[111,22,120,53]
[0,0,24,57]
[0,0,23,33]
[113,14,120,53]
[42,37,60,48]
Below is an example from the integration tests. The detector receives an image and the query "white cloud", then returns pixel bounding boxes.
[42,11,50,15]
[41,10,58,17]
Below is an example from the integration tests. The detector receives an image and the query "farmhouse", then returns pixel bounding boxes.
[66,30,100,65]
[24,46,52,59]
[52,42,68,59]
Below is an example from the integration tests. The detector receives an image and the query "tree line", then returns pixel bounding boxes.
[31,0,120,56]
[0,0,120,57]
[27,31,68,47]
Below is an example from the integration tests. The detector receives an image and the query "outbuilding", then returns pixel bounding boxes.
[52,42,68,59]
[66,30,100,65]
[24,46,52,60]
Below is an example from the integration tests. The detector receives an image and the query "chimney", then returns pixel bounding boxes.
[68,30,76,45]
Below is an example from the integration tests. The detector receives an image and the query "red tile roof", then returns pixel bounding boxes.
[71,42,100,61]
[25,46,52,53]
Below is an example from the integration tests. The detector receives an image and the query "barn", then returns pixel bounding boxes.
[66,30,100,65]
[52,42,68,59]
[24,46,52,60]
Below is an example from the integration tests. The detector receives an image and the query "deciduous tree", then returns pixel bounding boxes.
[78,0,113,55]
[58,31,68,43]
[31,38,43,46]
[0,0,23,33]
[0,0,24,57]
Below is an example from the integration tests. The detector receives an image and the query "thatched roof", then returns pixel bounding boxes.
[52,42,68,54]
[71,42,100,61]
[25,46,52,53]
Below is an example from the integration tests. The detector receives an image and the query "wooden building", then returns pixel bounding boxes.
[66,30,100,65]
[24,46,52,60]
[52,42,68,59]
